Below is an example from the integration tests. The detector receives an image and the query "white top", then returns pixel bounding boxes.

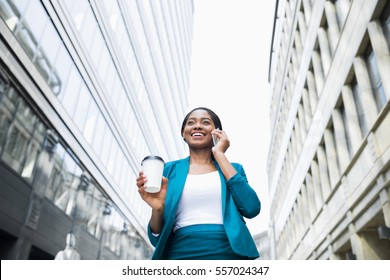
[174,171,223,232]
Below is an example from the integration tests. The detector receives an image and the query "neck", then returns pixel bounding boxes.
[188,149,216,174]
[189,149,213,164]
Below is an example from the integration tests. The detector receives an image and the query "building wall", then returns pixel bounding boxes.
[268,0,390,259]
[0,0,193,259]
[252,231,272,260]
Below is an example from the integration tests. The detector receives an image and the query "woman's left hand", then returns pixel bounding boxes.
[211,129,230,154]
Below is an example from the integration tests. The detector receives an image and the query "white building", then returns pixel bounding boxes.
[268,0,390,259]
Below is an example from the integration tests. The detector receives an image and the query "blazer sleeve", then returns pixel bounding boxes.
[226,164,261,218]
[147,222,160,247]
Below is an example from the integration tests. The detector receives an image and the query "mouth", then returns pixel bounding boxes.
[191,132,206,138]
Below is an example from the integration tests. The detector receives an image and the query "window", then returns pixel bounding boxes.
[54,47,72,97]
[73,84,92,132]
[381,0,390,50]
[329,0,350,29]
[340,105,352,157]
[0,73,10,153]
[1,98,31,172]
[0,114,11,154]
[45,143,66,202]
[100,127,113,165]
[352,78,369,137]
[365,45,387,111]
[83,100,99,144]
[23,1,48,44]
[61,66,82,117]
[21,120,45,182]
[91,113,105,156]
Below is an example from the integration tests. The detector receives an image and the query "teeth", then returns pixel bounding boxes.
[192,133,203,136]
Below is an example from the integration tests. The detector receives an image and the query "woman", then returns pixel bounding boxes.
[136,107,261,260]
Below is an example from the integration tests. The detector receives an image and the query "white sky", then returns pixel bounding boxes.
[188,0,277,235]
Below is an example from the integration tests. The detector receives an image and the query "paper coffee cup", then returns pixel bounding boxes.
[141,156,165,193]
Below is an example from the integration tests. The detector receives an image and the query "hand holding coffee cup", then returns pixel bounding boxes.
[141,156,165,193]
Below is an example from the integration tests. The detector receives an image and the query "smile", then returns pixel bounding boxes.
[191,132,205,137]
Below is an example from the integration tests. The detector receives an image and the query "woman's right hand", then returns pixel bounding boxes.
[136,171,168,211]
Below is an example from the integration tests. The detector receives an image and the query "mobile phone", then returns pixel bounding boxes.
[212,128,220,146]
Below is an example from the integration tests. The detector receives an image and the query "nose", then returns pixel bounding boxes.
[194,122,204,130]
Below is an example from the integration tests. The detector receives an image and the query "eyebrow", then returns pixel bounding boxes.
[187,117,212,121]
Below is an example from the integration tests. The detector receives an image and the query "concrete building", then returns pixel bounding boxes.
[268,0,390,259]
[0,0,193,259]
[252,230,272,260]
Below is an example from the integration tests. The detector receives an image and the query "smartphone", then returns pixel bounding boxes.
[212,128,220,146]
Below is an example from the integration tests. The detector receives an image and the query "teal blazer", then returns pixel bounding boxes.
[147,157,261,259]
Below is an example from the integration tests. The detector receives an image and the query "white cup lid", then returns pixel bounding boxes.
[141,155,165,165]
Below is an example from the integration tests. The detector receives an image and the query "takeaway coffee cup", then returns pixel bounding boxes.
[141,156,165,193]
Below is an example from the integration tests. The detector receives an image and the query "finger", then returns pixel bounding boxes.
[219,130,227,138]
[136,175,147,187]
[161,177,168,190]
[138,186,147,198]
[136,176,143,185]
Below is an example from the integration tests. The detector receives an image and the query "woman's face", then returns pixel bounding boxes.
[182,109,215,148]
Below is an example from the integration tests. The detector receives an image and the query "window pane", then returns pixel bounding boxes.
[0,76,12,153]
[61,66,82,117]
[340,105,352,157]
[381,1,390,48]
[3,123,27,172]
[53,150,80,215]
[39,22,61,67]
[12,0,29,15]
[23,1,48,41]
[67,0,89,31]
[101,130,113,165]
[21,120,46,182]
[89,32,104,67]
[92,114,105,155]
[352,80,368,137]
[79,8,97,50]
[83,100,99,144]
[73,84,91,132]
[46,144,67,202]
[366,49,387,111]
[103,138,119,177]
[54,47,73,98]
[39,21,62,94]
[0,115,11,154]
[386,17,390,47]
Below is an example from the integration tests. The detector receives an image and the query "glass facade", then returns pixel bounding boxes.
[0,0,193,259]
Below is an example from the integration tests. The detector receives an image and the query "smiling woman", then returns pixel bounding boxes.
[136,107,261,260]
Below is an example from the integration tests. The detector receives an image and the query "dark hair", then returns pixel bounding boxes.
[181,107,223,136]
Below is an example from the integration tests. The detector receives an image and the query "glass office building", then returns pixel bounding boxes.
[268,0,390,259]
[0,0,193,259]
